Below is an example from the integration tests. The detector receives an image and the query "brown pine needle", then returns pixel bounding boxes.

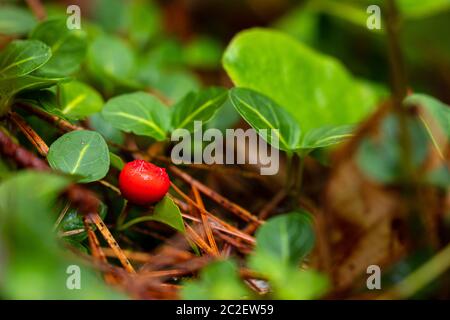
[185,223,216,256]
[192,185,220,256]
[169,165,261,224]
[88,212,136,274]
[8,112,49,156]
[53,201,71,231]
[169,184,255,244]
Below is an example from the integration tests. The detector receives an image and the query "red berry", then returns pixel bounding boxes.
[119,160,170,205]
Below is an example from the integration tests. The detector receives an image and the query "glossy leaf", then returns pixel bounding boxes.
[58,81,104,119]
[404,93,450,138]
[30,19,88,76]
[109,152,125,170]
[59,202,108,242]
[102,92,170,141]
[171,87,228,132]
[120,196,185,233]
[254,211,315,266]
[223,28,377,136]
[0,40,51,80]
[0,74,66,114]
[0,5,37,35]
[229,88,301,151]
[300,125,354,150]
[47,130,110,183]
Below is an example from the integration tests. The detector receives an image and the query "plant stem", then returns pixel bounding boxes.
[379,243,450,299]
[293,155,305,200]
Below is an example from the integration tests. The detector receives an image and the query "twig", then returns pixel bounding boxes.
[185,223,217,256]
[169,165,261,224]
[19,103,82,132]
[25,0,46,20]
[192,185,220,256]
[53,201,71,231]
[243,189,287,235]
[88,212,136,274]
[169,185,255,244]
[8,111,49,156]
[378,242,450,299]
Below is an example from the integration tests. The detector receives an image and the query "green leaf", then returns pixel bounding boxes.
[123,0,162,48]
[0,74,66,115]
[87,35,136,90]
[136,67,200,103]
[171,87,228,132]
[47,130,110,183]
[89,113,124,146]
[223,28,377,140]
[182,260,251,300]
[102,92,170,140]
[58,81,104,119]
[229,87,301,151]
[0,171,125,299]
[59,202,108,242]
[0,40,51,80]
[30,19,88,76]
[0,5,37,35]
[356,115,429,183]
[120,196,185,233]
[183,36,223,69]
[254,211,315,266]
[109,152,125,170]
[397,0,450,19]
[300,125,354,150]
[249,253,328,299]
[404,93,450,139]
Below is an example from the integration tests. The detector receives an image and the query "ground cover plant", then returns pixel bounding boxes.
[0,0,449,300]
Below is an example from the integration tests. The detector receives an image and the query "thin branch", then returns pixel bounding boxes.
[8,111,49,156]
[25,0,46,20]
[169,165,261,224]
[88,212,136,274]
[192,185,220,256]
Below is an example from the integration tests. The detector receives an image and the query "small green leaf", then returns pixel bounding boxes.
[0,40,51,80]
[171,87,228,132]
[47,130,110,183]
[89,113,125,146]
[30,19,87,76]
[120,196,185,233]
[0,74,66,115]
[59,202,108,242]
[254,211,315,266]
[0,5,37,35]
[58,81,104,119]
[300,125,354,150]
[109,152,125,170]
[405,93,450,139]
[249,253,328,299]
[182,260,251,300]
[151,196,185,232]
[229,88,301,151]
[102,92,170,140]
[87,35,136,89]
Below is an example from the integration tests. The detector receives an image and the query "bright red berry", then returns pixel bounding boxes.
[119,160,170,205]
